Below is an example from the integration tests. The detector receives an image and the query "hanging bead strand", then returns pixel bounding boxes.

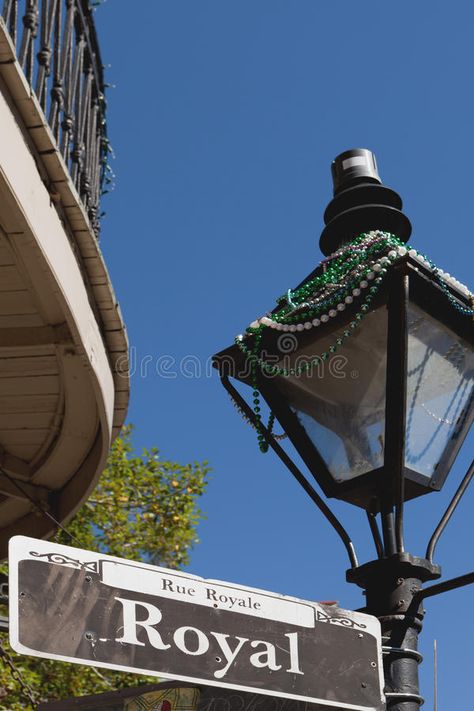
[232,230,473,452]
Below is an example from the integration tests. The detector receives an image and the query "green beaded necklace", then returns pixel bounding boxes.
[232,231,473,453]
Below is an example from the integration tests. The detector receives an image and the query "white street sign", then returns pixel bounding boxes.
[9,536,385,710]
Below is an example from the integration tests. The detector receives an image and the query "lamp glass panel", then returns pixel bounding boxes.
[274,307,388,482]
[405,303,474,478]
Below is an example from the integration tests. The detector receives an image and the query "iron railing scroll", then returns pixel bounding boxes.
[1,0,109,234]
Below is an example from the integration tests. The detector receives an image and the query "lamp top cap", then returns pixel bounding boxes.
[331,148,381,195]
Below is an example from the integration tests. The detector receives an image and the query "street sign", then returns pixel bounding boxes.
[10,537,385,710]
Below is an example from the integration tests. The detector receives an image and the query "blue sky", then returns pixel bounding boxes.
[96,2,473,707]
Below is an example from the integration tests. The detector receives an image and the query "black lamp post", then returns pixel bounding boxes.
[213,149,474,711]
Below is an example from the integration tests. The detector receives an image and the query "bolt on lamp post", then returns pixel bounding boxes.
[213,149,474,711]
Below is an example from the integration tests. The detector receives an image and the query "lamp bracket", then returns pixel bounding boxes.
[346,553,441,591]
[417,571,474,601]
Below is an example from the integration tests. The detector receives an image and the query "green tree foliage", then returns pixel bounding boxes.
[0,427,210,709]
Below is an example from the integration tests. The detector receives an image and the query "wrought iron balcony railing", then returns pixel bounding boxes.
[1,0,108,233]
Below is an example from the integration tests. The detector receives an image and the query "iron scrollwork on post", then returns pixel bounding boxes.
[1,0,110,234]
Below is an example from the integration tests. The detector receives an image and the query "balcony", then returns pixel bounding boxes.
[0,0,129,555]
[2,0,109,232]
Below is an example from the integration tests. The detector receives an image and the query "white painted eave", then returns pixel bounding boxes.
[0,17,129,439]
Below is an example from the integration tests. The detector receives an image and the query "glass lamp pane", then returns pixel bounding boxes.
[274,308,388,482]
[405,303,474,478]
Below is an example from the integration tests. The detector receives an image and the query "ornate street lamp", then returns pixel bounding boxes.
[213,149,474,711]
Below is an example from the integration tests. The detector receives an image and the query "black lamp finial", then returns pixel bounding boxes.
[331,148,381,194]
[319,148,412,256]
